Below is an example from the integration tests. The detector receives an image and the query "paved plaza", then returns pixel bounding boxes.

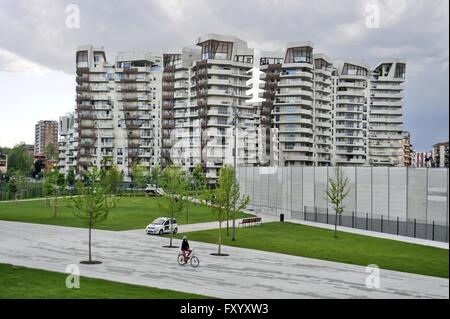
[0,220,448,299]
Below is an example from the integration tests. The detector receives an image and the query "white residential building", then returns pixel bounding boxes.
[75,46,162,178]
[58,112,77,174]
[258,42,406,167]
[161,34,258,183]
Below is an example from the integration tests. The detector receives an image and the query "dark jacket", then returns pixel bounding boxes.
[181,239,189,250]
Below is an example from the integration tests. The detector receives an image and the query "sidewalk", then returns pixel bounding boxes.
[121,214,279,236]
[1,220,447,299]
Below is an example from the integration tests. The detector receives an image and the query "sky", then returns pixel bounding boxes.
[0,0,448,151]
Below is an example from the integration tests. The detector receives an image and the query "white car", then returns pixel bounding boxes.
[146,217,178,235]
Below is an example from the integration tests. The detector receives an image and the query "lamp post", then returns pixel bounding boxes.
[231,92,239,241]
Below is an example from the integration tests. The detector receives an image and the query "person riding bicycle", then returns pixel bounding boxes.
[181,236,192,262]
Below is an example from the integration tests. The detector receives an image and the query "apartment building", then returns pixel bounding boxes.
[402,131,413,167]
[258,42,406,166]
[58,112,77,174]
[34,120,58,156]
[161,34,257,182]
[75,46,162,178]
[368,59,406,166]
[0,153,7,176]
[432,141,449,168]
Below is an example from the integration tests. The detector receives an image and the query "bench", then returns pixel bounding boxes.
[239,217,262,227]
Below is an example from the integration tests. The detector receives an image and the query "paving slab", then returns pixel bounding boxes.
[0,220,447,299]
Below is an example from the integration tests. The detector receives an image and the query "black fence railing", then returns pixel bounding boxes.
[290,206,449,243]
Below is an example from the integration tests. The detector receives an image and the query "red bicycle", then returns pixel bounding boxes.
[177,249,200,268]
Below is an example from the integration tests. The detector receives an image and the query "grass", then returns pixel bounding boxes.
[0,196,251,231]
[175,222,449,278]
[0,263,210,299]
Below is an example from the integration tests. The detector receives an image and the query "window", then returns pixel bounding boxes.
[285,47,312,64]
[342,63,368,76]
[394,63,406,78]
[200,40,233,60]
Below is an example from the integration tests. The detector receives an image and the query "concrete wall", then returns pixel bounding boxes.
[237,166,449,242]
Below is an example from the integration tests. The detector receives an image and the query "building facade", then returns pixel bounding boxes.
[432,141,449,168]
[64,36,409,181]
[402,131,413,167]
[34,120,58,156]
[58,112,77,174]
[258,42,406,167]
[75,46,162,178]
[161,34,258,183]
[0,153,7,176]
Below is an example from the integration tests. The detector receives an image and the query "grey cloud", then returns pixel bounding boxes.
[0,0,448,150]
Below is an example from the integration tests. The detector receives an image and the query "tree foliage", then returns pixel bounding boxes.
[209,165,250,254]
[68,167,118,263]
[325,166,350,238]
[131,164,147,190]
[44,169,66,216]
[159,166,188,247]
[6,143,33,177]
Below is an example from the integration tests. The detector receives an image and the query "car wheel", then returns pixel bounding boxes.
[159,229,164,235]
[173,228,178,234]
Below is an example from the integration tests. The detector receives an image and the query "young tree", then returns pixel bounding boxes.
[150,165,161,189]
[44,169,66,217]
[45,143,58,161]
[159,166,188,248]
[325,166,350,238]
[192,163,207,204]
[6,143,34,177]
[213,165,249,240]
[66,168,76,187]
[131,164,147,193]
[68,167,118,264]
[8,177,17,200]
[104,165,123,196]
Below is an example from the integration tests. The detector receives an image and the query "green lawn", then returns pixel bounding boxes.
[175,222,449,278]
[0,263,210,299]
[0,196,251,231]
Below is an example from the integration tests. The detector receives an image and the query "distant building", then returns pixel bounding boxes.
[402,131,413,166]
[34,120,58,156]
[25,144,35,156]
[414,151,433,167]
[58,112,77,174]
[432,141,449,168]
[0,153,7,176]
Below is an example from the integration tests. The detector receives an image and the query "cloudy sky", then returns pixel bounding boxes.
[0,0,448,151]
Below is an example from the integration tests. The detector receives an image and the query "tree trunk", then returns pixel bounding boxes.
[88,226,92,262]
[334,212,338,238]
[169,208,174,247]
[218,221,222,255]
[54,192,58,218]
[232,217,236,241]
[226,211,229,236]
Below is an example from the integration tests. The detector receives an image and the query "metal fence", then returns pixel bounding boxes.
[0,181,45,201]
[237,166,449,243]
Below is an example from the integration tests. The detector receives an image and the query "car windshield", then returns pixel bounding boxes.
[152,218,166,225]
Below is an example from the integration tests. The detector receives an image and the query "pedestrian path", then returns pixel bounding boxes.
[0,220,447,299]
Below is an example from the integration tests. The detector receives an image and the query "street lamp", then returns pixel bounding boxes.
[230,91,239,241]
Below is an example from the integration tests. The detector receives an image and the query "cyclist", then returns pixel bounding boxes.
[181,236,192,262]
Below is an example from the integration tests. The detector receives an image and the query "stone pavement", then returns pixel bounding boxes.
[0,220,447,299]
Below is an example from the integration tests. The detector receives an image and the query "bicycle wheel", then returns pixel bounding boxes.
[190,255,200,268]
[177,254,186,265]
